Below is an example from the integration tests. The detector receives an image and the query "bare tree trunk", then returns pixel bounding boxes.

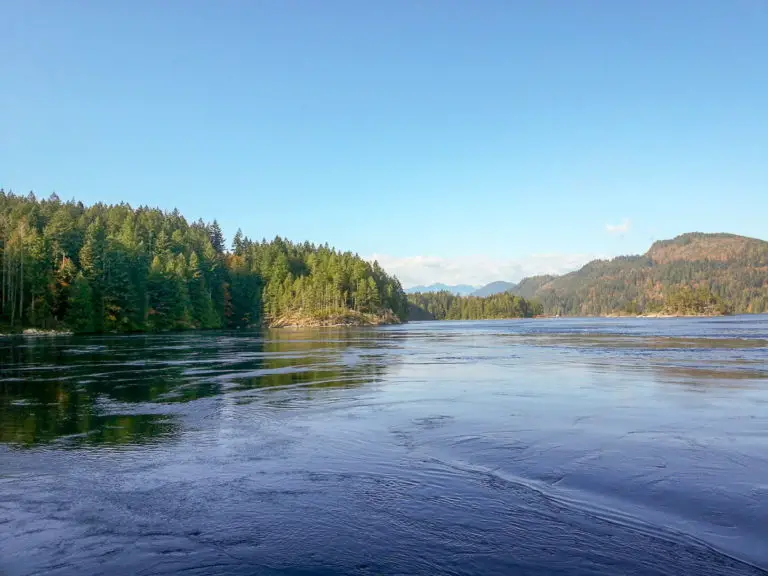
[5,244,9,317]
[0,218,5,316]
[19,232,24,325]
[4,246,7,319]
[10,249,16,327]
[2,238,8,316]
[1,240,4,315]
[7,245,11,320]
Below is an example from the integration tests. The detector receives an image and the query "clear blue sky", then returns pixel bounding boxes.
[2,1,766,285]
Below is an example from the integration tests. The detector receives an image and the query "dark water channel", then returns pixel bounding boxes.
[1,317,768,575]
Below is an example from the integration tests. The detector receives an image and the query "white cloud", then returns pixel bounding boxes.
[366,252,600,289]
[605,218,631,235]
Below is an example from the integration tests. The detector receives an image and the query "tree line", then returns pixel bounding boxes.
[0,190,408,332]
[407,290,543,320]
[658,286,731,316]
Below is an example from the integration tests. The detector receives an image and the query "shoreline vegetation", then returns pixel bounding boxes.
[0,308,740,336]
[406,285,739,322]
[0,190,408,335]
[1,191,763,335]
[407,291,542,321]
[621,285,734,317]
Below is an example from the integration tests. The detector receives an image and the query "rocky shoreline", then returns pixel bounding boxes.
[0,328,74,338]
[268,309,401,328]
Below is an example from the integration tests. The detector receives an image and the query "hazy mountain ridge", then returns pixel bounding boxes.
[471,281,517,297]
[405,283,477,296]
[509,233,768,315]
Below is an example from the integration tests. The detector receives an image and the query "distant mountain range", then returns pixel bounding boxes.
[471,281,517,297]
[405,283,477,296]
[406,233,768,316]
[508,233,768,315]
[406,281,517,297]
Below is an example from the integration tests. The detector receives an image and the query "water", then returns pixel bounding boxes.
[1,317,767,575]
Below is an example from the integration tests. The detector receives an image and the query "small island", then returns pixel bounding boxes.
[607,286,733,318]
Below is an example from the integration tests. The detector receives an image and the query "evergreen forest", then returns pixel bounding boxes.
[0,191,408,333]
[407,291,543,320]
[509,234,768,316]
[2,192,765,332]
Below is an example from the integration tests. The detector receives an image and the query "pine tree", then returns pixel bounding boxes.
[168,254,191,329]
[232,228,245,256]
[79,218,107,331]
[209,220,225,254]
[147,255,172,331]
[65,273,95,332]
[53,256,77,322]
[187,251,218,328]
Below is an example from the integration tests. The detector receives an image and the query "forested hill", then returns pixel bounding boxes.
[509,233,768,315]
[407,290,542,320]
[0,191,408,333]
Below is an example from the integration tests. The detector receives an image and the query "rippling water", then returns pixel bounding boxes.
[1,317,767,575]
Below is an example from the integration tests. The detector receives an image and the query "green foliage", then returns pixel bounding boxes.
[65,272,95,332]
[251,239,408,324]
[407,290,542,320]
[510,234,768,315]
[0,191,407,332]
[662,286,731,316]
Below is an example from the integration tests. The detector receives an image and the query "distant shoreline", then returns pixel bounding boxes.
[604,312,728,319]
[3,313,752,337]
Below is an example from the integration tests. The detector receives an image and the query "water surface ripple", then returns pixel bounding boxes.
[1,316,767,575]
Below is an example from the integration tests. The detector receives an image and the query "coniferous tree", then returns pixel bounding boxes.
[0,191,411,332]
[209,220,225,254]
[66,273,95,332]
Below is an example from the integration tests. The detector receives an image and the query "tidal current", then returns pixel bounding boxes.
[1,317,767,575]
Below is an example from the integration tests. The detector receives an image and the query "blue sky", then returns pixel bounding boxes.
[2,1,766,286]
